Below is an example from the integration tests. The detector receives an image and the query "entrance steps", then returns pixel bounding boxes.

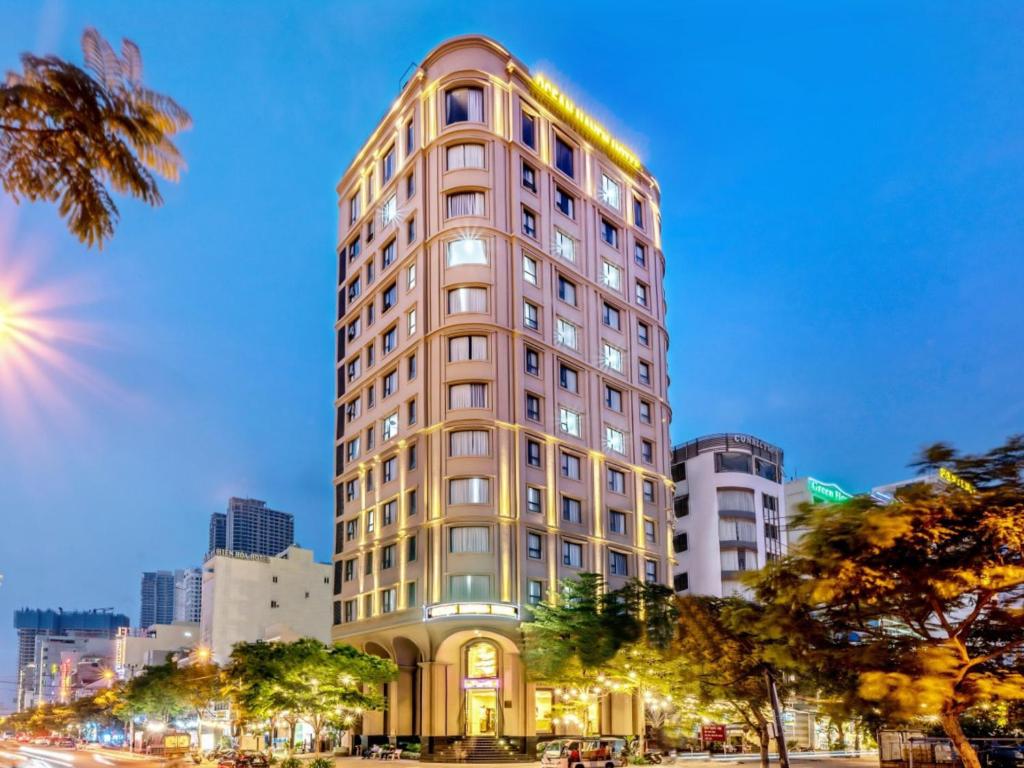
[423,736,532,763]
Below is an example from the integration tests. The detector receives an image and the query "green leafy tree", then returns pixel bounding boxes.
[0,27,190,247]
[750,437,1024,768]
[675,596,790,768]
[118,660,189,722]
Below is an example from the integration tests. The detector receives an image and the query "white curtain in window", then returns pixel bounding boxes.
[450,526,490,553]
[717,489,755,513]
[720,549,740,571]
[467,88,484,122]
[449,574,491,601]
[447,144,485,170]
[449,478,490,505]
[447,238,487,266]
[449,383,487,409]
[448,287,487,314]
[719,518,758,542]
[562,542,583,568]
[450,430,490,457]
[447,191,485,217]
[448,335,487,362]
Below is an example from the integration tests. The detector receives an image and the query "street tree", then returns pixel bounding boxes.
[118,659,189,722]
[750,437,1024,768]
[0,28,190,247]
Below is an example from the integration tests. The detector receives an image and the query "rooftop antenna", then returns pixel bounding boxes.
[398,61,418,90]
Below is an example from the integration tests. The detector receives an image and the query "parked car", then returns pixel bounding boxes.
[977,744,1024,768]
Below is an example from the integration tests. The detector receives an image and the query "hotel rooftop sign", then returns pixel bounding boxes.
[529,74,643,174]
[807,477,854,504]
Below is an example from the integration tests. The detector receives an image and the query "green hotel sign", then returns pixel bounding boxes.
[807,477,854,503]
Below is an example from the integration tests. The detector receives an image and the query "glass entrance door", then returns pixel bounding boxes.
[466,688,498,735]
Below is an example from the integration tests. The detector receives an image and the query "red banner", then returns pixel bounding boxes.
[701,724,727,742]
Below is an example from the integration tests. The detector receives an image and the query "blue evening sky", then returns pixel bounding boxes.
[1,1,1022,703]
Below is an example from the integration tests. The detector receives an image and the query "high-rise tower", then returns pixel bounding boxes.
[331,36,672,755]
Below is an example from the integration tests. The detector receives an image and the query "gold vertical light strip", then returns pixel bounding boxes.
[545,439,558,596]
[591,452,604,539]
[398,440,409,609]
[498,426,512,603]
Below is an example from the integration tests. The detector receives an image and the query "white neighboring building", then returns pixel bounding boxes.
[200,545,332,664]
[670,434,786,597]
[114,621,199,679]
[784,476,856,549]
[174,568,203,623]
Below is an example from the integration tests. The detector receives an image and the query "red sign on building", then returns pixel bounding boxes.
[701,724,727,742]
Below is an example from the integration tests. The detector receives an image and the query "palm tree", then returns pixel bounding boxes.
[0,28,191,247]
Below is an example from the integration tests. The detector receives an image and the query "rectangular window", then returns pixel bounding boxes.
[554,187,575,218]
[382,458,397,484]
[602,343,624,373]
[674,495,690,518]
[553,229,575,262]
[643,479,655,502]
[716,452,753,474]
[450,429,490,457]
[526,393,541,421]
[382,238,396,267]
[382,281,398,312]
[381,587,396,614]
[406,171,415,198]
[382,543,395,568]
[449,526,490,553]
[527,579,543,605]
[559,407,582,437]
[607,468,626,494]
[449,477,490,505]
[527,532,543,559]
[406,263,417,289]
[602,302,621,330]
[600,173,621,210]
[448,334,488,361]
[364,549,373,574]
[344,599,356,622]
[447,191,485,217]
[638,321,650,346]
[521,110,536,149]
[601,218,619,247]
[383,370,397,396]
[633,196,644,228]
[562,540,583,568]
[382,412,398,441]
[382,326,397,354]
[448,286,487,314]
[445,86,483,124]
[609,550,629,576]
[382,146,394,182]
[636,281,649,307]
[642,440,654,464]
[407,308,417,336]
[521,161,537,192]
[557,276,577,306]
[406,580,417,606]
[673,532,689,553]
[447,238,488,266]
[554,136,575,177]
[523,301,539,330]
[448,382,488,409]
[601,261,622,290]
[644,518,656,543]
[523,254,538,285]
[644,560,657,584]
[640,400,652,423]
[407,218,416,247]
[449,574,491,601]
[407,534,417,562]
[605,427,625,454]
[381,194,397,226]
[446,143,485,170]
[559,364,578,392]
[639,361,651,385]
[525,346,540,375]
[526,486,542,514]
[556,318,578,350]
[674,572,689,592]
[561,496,582,524]
[561,452,581,480]
[634,242,647,267]
[527,439,542,467]
[604,385,622,412]
[522,207,537,238]
[349,192,360,225]
[408,488,417,517]
[405,119,414,156]
[609,510,627,534]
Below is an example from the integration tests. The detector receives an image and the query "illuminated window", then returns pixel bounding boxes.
[447,191,485,217]
[448,287,487,314]
[523,254,538,285]
[382,412,398,441]
[556,319,578,350]
[445,86,483,124]
[449,478,490,505]
[447,143,485,170]
[601,173,621,210]
[447,238,487,266]
[449,382,488,409]
[449,574,491,601]
[602,261,622,290]
[450,430,490,457]
[559,408,581,437]
[450,526,490,553]
[554,229,575,262]
[466,641,498,678]
[605,427,625,455]
[602,343,623,373]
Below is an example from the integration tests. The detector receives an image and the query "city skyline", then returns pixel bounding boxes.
[1,1,1022,711]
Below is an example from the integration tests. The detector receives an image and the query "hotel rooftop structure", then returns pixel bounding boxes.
[331,35,672,757]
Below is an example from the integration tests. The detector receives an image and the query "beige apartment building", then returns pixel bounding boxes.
[332,35,672,757]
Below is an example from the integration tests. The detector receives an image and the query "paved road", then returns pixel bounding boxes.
[0,744,162,768]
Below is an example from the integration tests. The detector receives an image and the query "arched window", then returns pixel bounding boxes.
[466,641,498,678]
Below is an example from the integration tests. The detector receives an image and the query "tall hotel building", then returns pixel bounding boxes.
[332,36,671,754]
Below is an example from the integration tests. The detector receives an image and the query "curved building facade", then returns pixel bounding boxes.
[670,434,785,597]
[331,36,672,754]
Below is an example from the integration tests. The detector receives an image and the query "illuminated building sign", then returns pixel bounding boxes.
[529,74,642,174]
[939,467,976,494]
[424,602,519,620]
[463,677,500,690]
[807,477,854,503]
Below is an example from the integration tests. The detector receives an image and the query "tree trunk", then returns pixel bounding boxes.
[939,712,981,768]
[288,720,297,754]
[312,725,322,754]
[752,711,770,768]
